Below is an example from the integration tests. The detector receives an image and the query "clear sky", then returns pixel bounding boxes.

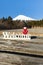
[0,0,43,19]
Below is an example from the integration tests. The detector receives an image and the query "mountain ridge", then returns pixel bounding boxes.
[13,15,35,21]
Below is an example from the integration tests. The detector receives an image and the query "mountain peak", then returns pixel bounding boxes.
[13,15,35,21]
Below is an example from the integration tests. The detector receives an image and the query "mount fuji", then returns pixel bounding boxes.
[13,15,35,21]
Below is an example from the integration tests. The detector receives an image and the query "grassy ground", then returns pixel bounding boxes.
[0,28,43,65]
[0,28,43,36]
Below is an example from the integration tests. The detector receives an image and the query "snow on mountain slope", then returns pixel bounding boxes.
[13,15,35,21]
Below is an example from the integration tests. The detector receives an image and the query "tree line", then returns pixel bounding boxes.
[0,16,43,29]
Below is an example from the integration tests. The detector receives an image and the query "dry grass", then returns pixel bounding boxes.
[0,28,43,36]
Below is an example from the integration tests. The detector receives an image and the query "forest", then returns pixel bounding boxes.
[0,16,43,29]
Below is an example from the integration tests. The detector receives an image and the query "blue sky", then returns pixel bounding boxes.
[0,0,43,19]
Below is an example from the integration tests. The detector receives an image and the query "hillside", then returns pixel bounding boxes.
[0,16,43,29]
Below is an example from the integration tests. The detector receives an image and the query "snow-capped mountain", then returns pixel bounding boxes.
[13,15,35,21]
